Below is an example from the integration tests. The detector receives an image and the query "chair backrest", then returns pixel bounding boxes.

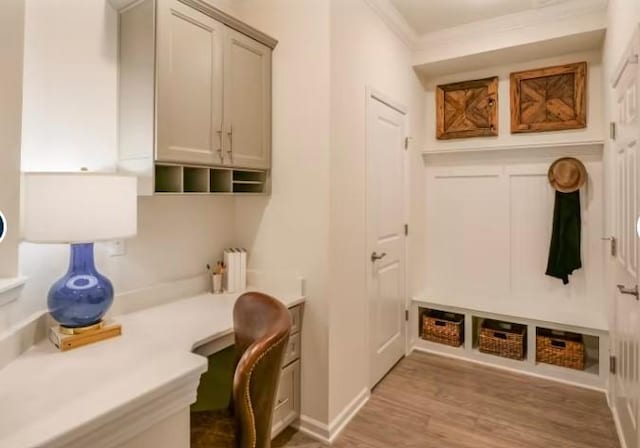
[232,292,292,448]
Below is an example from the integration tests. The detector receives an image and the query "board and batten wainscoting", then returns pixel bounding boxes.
[414,143,607,389]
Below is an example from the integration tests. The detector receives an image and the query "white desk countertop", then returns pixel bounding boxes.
[0,290,305,448]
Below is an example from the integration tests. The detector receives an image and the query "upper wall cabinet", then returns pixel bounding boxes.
[156,1,225,165]
[115,0,276,195]
[224,30,272,169]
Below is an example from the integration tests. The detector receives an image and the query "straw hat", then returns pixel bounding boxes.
[548,157,587,193]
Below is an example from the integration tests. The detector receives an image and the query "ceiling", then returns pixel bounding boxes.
[388,0,573,35]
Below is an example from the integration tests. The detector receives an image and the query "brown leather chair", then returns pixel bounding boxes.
[191,292,292,448]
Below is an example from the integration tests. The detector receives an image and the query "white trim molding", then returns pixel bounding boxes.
[295,415,330,444]
[413,0,606,74]
[363,0,419,49]
[0,276,26,308]
[327,387,370,443]
[296,387,371,444]
[610,401,629,448]
[416,0,606,49]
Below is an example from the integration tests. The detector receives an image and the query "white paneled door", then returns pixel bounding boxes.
[611,28,640,448]
[366,90,407,388]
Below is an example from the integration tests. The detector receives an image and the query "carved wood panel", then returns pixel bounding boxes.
[510,62,587,133]
[436,77,498,140]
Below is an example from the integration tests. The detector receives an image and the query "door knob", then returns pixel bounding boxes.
[371,252,387,262]
[617,284,639,300]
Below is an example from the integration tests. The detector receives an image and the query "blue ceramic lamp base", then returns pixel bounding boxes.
[48,243,114,332]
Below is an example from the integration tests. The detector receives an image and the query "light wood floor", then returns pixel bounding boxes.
[273,352,620,448]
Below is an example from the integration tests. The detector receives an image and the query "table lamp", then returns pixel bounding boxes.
[22,172,137,335]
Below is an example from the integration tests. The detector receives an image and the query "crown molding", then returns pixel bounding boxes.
[108,0,278,49]
[416,0,607,50]
[363,0,419,49]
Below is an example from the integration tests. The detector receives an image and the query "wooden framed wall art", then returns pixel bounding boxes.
[510,62,587,133]
[436,77,498,140]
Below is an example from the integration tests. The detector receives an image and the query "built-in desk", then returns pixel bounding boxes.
[0,289,304,448]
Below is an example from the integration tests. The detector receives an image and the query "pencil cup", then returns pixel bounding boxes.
[212,274,223,294]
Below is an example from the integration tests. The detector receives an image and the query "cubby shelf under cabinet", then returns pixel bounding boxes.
[155,164,268,195]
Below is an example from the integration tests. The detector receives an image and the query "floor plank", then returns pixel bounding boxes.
[273,352,620,448]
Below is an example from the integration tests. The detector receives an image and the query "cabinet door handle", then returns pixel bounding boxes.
[216,130,223,162]
[371,252,387,262]
[227,127,233,161]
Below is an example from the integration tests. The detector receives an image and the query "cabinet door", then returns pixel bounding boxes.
[156,0,224,165]
[271,360,300,439]
[223,29,271,169]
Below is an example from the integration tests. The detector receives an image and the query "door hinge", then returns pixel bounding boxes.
[603,236,617,257]
[611,237,618,257]
[404,137,410,150]
[610,122,617,141]
[610,355,617,375]
[404,224,409,236]
[405,310,409,321]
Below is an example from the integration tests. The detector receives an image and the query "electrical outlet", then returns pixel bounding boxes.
[109,239,127,257]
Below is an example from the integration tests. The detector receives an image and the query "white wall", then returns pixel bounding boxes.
[232,0,332,426]
[2,0,236,335]
[329,0,426,421]
[21,0,118,172]
[0,0,25,278]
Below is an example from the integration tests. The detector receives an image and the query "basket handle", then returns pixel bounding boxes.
[434,320,446,327]
[551,340,566,349]
[493,332,507,339]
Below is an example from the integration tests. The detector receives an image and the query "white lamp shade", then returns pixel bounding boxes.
[22,172,138,243]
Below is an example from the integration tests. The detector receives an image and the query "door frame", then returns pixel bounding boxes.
[607,24,640,448]
[364,86,410,388]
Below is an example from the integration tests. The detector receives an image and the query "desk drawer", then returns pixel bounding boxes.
[272,360,300,437]
[289,305,301,334]
[283,332,301,366]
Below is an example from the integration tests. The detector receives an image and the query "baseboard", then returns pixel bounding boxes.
[295,415,330,444]
[609,394,629,448]
[296,387,370,444]
[412,346,606,393]
[327,387,370,443]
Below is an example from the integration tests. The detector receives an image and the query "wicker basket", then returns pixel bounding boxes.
[479,319,526,360]
[422,309,464,347]
[536,328,585,370]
